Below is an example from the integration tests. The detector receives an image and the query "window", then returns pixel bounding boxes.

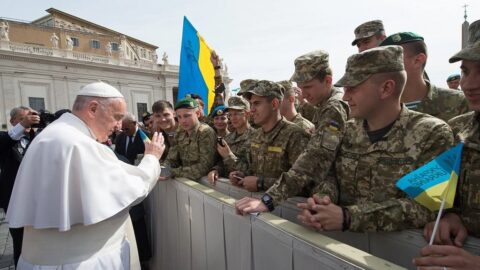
[71,37,79,47]
[90,40,100,49]
[141,48,146,58]
[137,103,148,120]
[111,42,119,51]
[29,97,45,111]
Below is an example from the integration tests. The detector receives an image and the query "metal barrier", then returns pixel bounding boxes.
[146,178,414,270]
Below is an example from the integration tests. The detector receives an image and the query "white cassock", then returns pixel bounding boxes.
[6,113,160,270]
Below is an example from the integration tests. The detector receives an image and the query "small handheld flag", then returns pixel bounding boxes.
[138,129,151,144]
[178,17,216,115]
[396,143,464,245]
[396,143,463,212]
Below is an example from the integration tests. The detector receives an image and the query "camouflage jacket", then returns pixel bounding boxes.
[318,106,454,232]
[290,113,315,133]
[246,118,309,190]
[405,82,470,122]
[165,122,217,181]
[160,127,178,161]
[266,90,349,205]
[298,102,316,122]
[213,126,255,177]
[448,111,480,237]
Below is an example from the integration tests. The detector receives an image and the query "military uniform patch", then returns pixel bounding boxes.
[268,146,283,153]
[321,131,340,150]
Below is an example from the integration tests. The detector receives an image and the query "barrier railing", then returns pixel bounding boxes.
[146,178,418,270]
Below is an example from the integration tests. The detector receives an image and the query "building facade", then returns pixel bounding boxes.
[0,8,232,130]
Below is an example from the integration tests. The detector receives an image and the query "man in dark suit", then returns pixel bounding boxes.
[114,113,145,164]
[0,106,39,267]
[114,113,151,269]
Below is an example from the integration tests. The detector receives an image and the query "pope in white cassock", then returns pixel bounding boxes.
[6,82,165,269]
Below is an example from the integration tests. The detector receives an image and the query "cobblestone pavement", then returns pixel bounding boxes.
[0,210,14,270]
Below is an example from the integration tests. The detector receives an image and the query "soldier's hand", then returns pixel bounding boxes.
[235,197,267,215]
[413,244,480,270]
[298,208,323,231]
[210,50,220,66]
[217,140,232,158]
[423,213,467,247]
[310,201,343,231]
[313,194,331,205]
[229,171,244,186]
[207,170,219,185]
[145,132,165,160]
[239,176,258,192]
[21,112,40,128]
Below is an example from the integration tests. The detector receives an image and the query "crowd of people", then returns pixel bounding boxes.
[1,18,480,269]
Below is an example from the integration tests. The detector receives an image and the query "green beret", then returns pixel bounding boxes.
[175,96,198,110]
[380,32,424,46]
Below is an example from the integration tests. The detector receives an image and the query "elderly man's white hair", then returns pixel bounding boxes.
[122,112,137,122]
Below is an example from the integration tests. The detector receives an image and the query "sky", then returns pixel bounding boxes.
[3,0,479,89]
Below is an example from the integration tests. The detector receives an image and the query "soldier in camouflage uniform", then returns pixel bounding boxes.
[415,19,480,269]
[164,96,217,181]
[278,80,315,133]
[292,46,454,233]
[297,101,316,122]
[236,50,349,214]
[351,20,386,52]
[207,96,255,184]
[380,32,470,122]
[151,100,178,161]
[229,80,309,192]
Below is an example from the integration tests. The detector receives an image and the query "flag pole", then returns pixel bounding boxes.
[428,195,447,245]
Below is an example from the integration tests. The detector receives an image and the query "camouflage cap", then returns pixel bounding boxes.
[211,105,227,117]
[226,96,250,111]
[450,19,480,63]
[174,95,198,110]
[276,80,294,96]
[352,20,385,46]
[380,32,424,46]
[237,79,259,96]
[290,50,330,83]
[245,80,284,100]
[446,74,461,82]
[335,45,405,87]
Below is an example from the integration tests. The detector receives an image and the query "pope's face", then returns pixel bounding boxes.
[91,98,126,142]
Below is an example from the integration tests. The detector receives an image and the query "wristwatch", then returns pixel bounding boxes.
[261,194,275,212]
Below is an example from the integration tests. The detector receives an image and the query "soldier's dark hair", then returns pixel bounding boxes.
[152,100,173,113]
[313,68,333,82]
[402,41,428,69]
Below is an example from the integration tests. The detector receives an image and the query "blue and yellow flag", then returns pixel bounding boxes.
[138,129,151,144]
[396,143,464,211]
[178,17,215,115]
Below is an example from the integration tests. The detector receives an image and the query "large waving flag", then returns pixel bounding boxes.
[178,17,215,115]
[396,143,464,211]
